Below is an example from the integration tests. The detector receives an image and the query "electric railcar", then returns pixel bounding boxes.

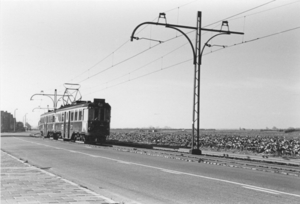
[38,98,111,144]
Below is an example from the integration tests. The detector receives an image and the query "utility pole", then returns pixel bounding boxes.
[24,113,28,131]
[14,108,18,132]
[131,11,244,154]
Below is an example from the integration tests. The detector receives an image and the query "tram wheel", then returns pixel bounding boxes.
[49,132,53,138]
[83,136,89,144]
[70,134,75,142]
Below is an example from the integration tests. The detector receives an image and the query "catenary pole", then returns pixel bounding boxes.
[131,11,243,154]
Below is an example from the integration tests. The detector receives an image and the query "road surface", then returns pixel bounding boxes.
[1,133,300,204]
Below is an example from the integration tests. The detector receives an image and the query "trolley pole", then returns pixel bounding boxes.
[131,11,244,154]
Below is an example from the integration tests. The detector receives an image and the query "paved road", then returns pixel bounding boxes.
[1,134,300,204]
[1,150,117,204]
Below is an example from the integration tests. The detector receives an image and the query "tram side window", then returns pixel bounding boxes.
[53,115,55,122]
[62,113,64,122]
[75,111,78,121]
[71,112,74,121]
[79,110,82,121]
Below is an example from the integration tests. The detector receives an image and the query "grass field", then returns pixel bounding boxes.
[111,128,300,139]
[109,128,300,158]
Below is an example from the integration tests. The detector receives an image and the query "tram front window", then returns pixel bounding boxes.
[94,109,99,120]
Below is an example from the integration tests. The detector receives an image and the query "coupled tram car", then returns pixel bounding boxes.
[38,99,111,144]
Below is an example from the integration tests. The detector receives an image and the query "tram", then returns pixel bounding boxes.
[38,98,111,144]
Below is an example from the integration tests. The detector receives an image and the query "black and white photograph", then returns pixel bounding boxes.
[1,0,300,203]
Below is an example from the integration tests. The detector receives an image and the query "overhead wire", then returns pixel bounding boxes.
[82,24,221,93]
[68,0,199,83]
[85,25,300,95]
[70,40,130,81]
[86,58,192,95]
[77,29,196,85]
[163,0,199,13]
[77,41,162,83]
[202,26,300,56]
[34,0,298,115]
[37,0,199,97]
[39,0,200,97]
[228,0,300,22]
[78,0,282,86]
[204,0,277,28]
[44,0,288,94]
[82,1,299,94]
[45,0,292,97]
[82,38,193,93]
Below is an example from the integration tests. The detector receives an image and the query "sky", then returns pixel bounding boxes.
[1,0,299,129]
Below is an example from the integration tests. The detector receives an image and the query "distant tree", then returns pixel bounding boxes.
[25,122,31,131]
[284,127,295,133]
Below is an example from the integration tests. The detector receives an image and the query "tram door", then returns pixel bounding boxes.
[44,117,47,136]
[63,112,71,139]
[63,112,66,138]
[67,111,71,138]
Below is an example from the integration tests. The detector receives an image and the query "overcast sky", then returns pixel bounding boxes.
[1,0,299,129]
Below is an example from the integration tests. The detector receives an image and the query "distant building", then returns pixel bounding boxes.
[1,110,24,132]
[1,111,14,132]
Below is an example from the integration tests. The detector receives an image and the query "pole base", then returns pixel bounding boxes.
[190,149,202,155]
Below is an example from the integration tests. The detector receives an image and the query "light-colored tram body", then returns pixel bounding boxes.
[38,99,111,144]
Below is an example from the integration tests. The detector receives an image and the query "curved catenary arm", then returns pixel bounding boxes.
[131,22,197,64]
[30,94,54,103]
[200,32,230,59]
[166,25,196,64]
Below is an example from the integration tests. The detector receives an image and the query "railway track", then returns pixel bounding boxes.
[110,146,300,177]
